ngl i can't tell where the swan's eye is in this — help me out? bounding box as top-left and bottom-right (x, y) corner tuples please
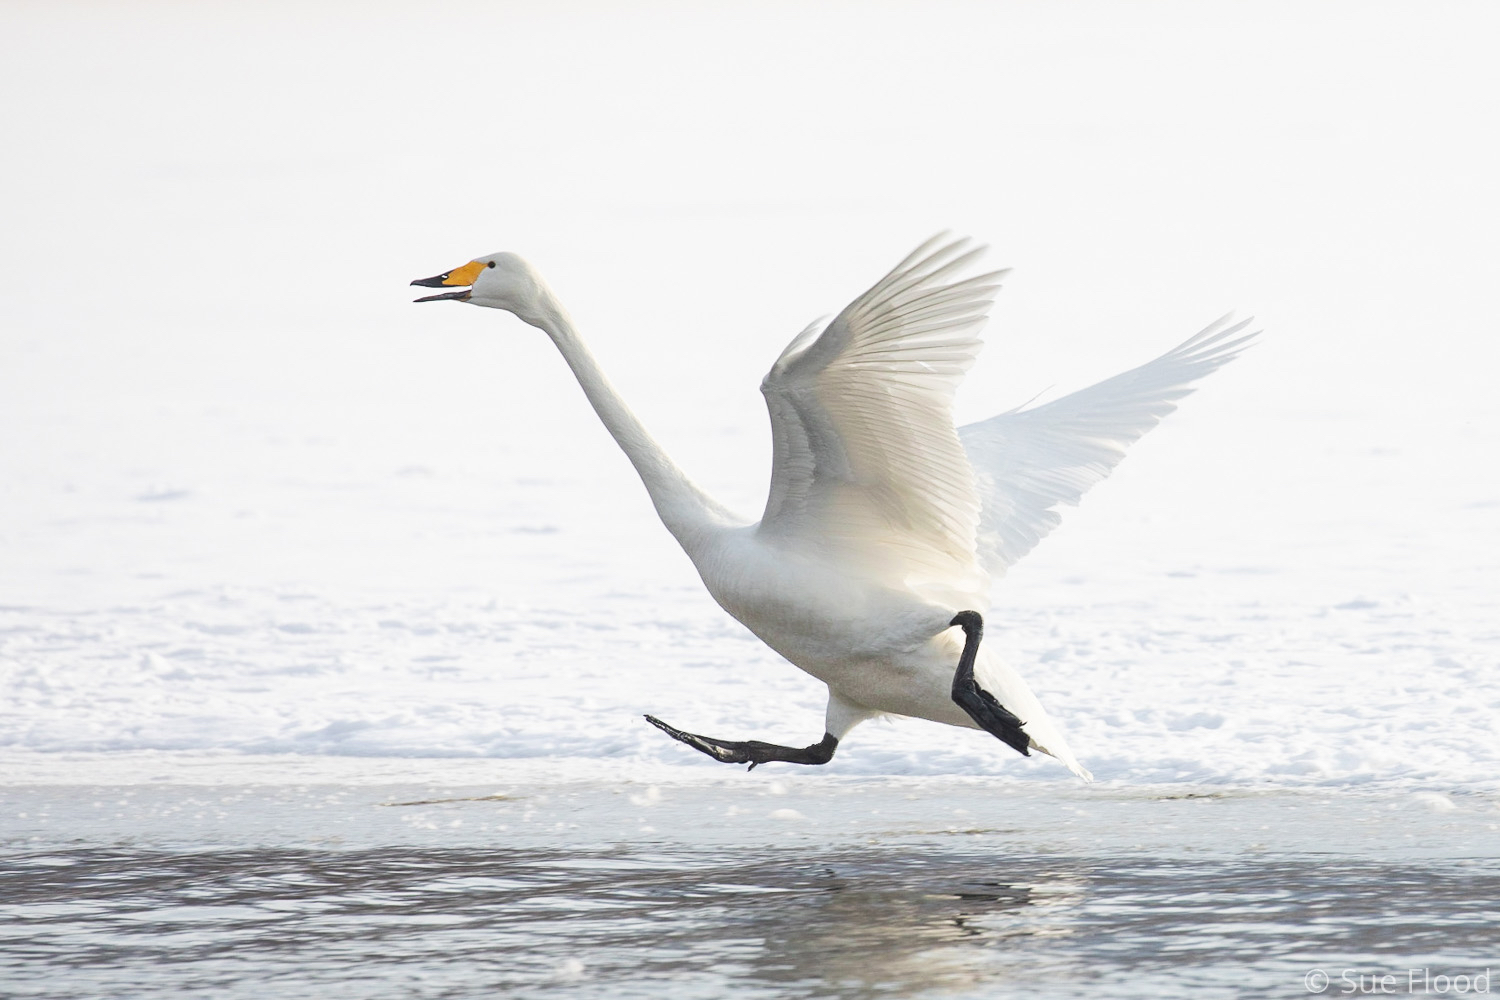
(487, 261), (496, 268)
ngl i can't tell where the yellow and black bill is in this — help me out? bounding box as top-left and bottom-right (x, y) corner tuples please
(411, 259), (485, 302)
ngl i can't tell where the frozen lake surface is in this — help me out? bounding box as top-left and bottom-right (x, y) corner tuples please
(4, 758), (1500, 999)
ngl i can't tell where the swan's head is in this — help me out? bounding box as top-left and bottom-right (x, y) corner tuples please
(411, 252), (548, 325)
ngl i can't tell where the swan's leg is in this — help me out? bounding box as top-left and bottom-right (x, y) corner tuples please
(949, 611), (1031, 757)
(643, 715), (837, 770)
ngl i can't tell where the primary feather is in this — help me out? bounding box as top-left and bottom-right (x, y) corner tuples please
(758, 235), (1008, 609)
(960, 314), (1258, 576)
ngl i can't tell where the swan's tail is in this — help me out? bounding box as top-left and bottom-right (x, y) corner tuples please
(976, 646), (1093, 782)
(1029, 733), (1093, 782)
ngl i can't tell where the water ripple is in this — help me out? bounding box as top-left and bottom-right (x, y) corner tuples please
(2, 848), (1497, 998)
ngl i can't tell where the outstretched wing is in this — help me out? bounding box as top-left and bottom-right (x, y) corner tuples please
(959, 314), (1258, 576)
(757, 235), (1006, 604)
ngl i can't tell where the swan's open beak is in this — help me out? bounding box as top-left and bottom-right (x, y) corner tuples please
(412, 259), (483, 302)
(412, 287), (471, 302)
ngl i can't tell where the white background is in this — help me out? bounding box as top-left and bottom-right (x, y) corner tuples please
(2, 1), (1496, 787)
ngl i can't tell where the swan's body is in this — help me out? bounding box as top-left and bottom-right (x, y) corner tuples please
(414, 237), (1254, 779)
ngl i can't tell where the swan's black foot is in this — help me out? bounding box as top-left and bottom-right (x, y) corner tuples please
(644, 715), (838, 770)
(949, 611), (1031, 757)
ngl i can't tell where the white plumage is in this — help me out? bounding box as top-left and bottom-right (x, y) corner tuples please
(961, 314), (1256, 574)
(413, 236), (1255, 780)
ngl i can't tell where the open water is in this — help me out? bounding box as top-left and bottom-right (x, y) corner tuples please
(4, 843), (1498, 999)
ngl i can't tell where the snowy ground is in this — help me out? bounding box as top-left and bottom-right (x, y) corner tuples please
(2, 2), (1499, 996)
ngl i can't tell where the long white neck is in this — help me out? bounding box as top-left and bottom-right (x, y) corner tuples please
(522, 291), (735, 551)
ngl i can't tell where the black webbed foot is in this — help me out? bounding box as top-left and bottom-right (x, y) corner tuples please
(644, 715), (838, 769)
(949, 611), (1031, 757)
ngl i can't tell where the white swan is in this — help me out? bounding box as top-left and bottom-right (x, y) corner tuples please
(413, 236), (1254, 779)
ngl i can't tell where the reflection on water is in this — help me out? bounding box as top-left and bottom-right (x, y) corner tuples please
(2, 846), (1497, 999)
